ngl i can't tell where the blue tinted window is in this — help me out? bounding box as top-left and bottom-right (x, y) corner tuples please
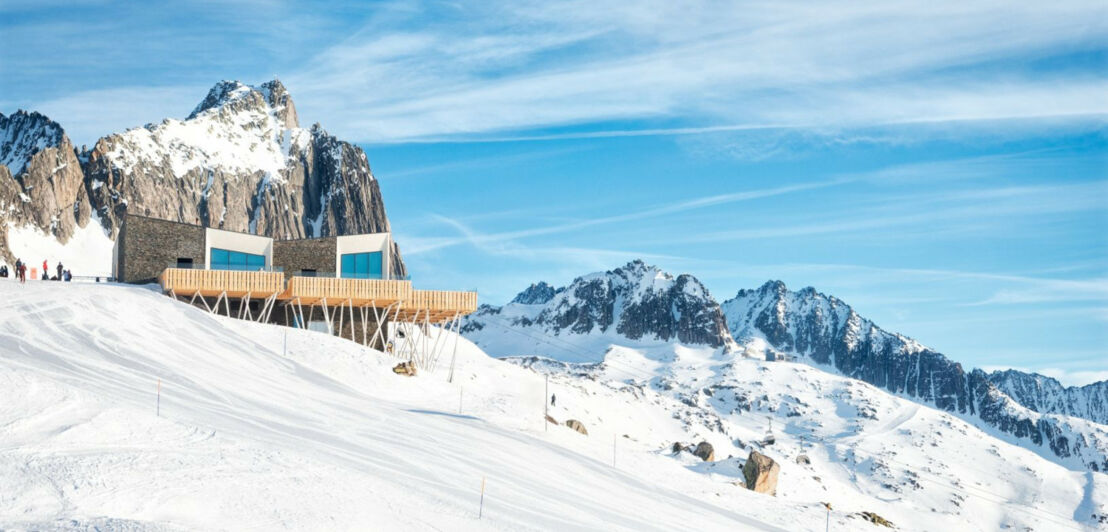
(340, 251), (384, 279)
(211, 248), (265, 271)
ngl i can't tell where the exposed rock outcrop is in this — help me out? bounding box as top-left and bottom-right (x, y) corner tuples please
(693, 441), (715, 462)
(0, 111), (92, 264)
(856, 511), (895, 528)
(742, 450), (780, 496)
(565, 419), (588, 435)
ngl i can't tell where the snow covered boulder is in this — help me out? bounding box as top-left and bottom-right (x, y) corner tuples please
(742, 451), (780, 496)
(693, 441), (715, 462)
(565, 419), (588, 435)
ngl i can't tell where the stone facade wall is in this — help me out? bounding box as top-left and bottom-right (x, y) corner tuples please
(118, 214), (205, 284)
(273, 237), (337, 280)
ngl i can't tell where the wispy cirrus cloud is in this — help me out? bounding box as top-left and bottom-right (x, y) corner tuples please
(283, 0), (1108, 144)
(401, 179), (846, 255)
(8, 0), (1106, 148)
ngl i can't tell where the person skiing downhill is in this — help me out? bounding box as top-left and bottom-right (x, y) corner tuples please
(551, 393), (556, 407)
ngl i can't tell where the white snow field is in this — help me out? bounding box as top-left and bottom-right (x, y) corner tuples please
(0, 281), (798, 531)
(1, 281), (1104, 531)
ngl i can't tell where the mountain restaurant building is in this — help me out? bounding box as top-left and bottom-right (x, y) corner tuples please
(112, 214), (477, 358)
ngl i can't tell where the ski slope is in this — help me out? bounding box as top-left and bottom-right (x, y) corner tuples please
(0, 281), (803, 531)
(1, 281), (1104, 530)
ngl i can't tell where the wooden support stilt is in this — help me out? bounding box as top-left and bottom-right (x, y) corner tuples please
(347, 299), (355, 342)
(447, 312), (462, 383)
(321, 298), (332, 335)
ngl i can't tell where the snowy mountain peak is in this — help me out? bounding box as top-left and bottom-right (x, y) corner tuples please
(0, 110), (68, 176)
(186, 79), (299, 129)
(511, 281), (559, 305)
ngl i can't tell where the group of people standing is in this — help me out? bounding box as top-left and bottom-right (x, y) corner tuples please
(1, 258), (72, 283)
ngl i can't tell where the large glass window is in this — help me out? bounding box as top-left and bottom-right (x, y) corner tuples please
(340, 251), (383, 279)
(210, 248), (266, 271)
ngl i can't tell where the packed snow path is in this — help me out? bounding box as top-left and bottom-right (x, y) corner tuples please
(0, 282), (785, 530)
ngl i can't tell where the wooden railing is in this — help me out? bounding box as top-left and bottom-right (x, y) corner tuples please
(160, 268), (285, 295)
(284, 276), (413, 303)
(402, 289), (479, 313)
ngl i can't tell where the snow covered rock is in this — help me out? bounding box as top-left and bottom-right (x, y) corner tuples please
(462, 260), (737, 359)
(742, 451), (780, 496)
(722, 280), (1108, 472)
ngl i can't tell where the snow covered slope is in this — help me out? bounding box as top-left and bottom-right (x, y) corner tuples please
(510, 344), (1108, 531)
(0, 280), (813, 531)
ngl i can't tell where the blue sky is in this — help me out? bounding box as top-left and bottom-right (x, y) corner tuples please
(2, 1), (1106, 384)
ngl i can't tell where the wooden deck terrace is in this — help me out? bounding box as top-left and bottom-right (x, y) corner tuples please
(160, 268), (285, 298)
(396, 289), (480, 323)
(159, 268), (478, 323)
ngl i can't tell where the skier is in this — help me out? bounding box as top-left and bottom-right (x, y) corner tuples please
(56, 262), (63, 281)
(0, 265), (7, 278)
(18, 262), (27, 283)
(551, 393), (556, 407)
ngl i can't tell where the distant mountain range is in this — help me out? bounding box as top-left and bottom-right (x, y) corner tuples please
(462, 260), (1108, 472)
(0, 79), (405, 274)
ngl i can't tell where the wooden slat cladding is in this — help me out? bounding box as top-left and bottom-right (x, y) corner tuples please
(160, 268), (285, 297)
(283, 277), (413, 306)
(396, 289), (479, 322)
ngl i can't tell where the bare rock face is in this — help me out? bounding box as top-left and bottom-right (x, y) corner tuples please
(0, 111), (92, 264)
(742, 450), (780, 496)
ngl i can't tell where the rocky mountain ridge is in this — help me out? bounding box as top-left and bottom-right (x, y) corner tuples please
(0, 79), (405, 275)
(461, 260), (737, 359)
(721, 280), (1108, 471)
(988, 369), (1108, 425)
